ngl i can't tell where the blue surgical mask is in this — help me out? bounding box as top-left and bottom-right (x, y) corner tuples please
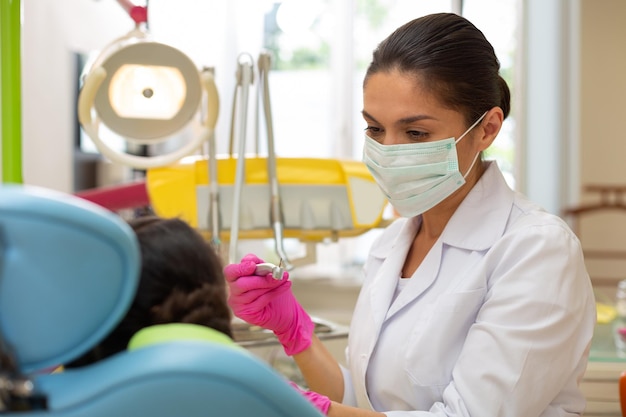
(363, 112), (487, 217)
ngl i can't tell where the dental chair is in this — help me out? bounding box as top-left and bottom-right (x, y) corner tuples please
(0, 184), (323, 416)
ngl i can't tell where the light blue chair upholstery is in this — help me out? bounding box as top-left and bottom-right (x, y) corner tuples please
(0, 184), (323, 416)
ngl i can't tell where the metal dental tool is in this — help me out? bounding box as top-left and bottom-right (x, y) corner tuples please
(228, 53), (254, 265)
(254, 259), (285, 280)
(257, 51), (293, 271)
(202, 67), (222, 253)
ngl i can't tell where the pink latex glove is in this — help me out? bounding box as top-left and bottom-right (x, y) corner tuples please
(224, 253), (314, 355)
(288, 381), (331, 415)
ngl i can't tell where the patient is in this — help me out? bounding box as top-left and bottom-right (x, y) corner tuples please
(66, 215), (233, 367)
(64, 214), (330, 414)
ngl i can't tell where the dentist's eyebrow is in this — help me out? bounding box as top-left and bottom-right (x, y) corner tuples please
(396, 114), (436, 126)
(361, 110), (436, 126)
(361, 110), (379, 123)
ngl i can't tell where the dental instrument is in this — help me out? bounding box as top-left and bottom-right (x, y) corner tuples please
(227, 53), (255, 265)
(254, 260), (285, 280)
(203, 67), (222, 252)
(257, 51), (293, 270)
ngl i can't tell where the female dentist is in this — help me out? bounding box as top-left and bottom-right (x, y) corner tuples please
(224, 12), (596, 417)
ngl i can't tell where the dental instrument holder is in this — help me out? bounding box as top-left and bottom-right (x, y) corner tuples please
(227, 52), (293, 269)
(144, 55), (389, 263)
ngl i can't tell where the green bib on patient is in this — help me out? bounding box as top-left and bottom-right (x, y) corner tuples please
(128, 323), (241, 351)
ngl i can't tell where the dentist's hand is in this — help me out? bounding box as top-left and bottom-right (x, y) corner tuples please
(224, 253), (314, 355)
(288, 381), (331, 415)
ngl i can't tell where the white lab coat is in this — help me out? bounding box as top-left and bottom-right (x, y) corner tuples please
(341, 162), (596, 417)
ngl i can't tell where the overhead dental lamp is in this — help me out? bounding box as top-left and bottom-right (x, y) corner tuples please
(78, 1), (218, 169)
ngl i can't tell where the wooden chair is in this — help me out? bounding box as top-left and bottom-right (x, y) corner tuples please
(561, 185), (626, 292)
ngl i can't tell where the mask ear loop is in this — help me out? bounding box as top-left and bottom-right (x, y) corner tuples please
(455, 111), (488, 145)
(454, 111), (488, 179)
(463, 151), (482, 179)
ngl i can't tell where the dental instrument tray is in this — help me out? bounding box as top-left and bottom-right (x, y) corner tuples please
(146, 155), (387, 242)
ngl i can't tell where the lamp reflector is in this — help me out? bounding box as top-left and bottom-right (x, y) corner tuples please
(109, 64), (186, 120)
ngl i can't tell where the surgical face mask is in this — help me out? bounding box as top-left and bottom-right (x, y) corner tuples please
(363, 112), (487, 218)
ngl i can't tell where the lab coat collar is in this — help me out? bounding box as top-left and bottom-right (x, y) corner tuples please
(366, 218), (420, 336)
(368, 217), (419, 260)
(441, 161), (514, 251)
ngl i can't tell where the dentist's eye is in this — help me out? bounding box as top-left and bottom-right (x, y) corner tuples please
(364, 126), (384, 140)
(365, 126), (382, 134)
(407, 130), (429, 141)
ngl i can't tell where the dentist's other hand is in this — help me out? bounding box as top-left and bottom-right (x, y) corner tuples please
(224, 253), (314, 355)
(288, 381), (331, 415)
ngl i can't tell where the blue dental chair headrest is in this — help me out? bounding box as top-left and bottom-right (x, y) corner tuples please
(0, 184), (140, 373)
(0, 184), (323, 416)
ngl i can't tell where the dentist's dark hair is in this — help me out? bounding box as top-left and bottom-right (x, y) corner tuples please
(364, 12), (510, 125)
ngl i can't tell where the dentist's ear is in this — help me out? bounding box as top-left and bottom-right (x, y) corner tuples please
(477, 107), (504, 151)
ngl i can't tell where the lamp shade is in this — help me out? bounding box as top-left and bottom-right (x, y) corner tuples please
(78, 28), (219, 170)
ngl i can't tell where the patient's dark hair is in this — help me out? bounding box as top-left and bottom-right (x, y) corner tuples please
(66, 216), (232, 367)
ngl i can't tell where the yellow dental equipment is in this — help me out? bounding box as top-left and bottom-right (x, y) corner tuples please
(146, 155), (387, 243)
